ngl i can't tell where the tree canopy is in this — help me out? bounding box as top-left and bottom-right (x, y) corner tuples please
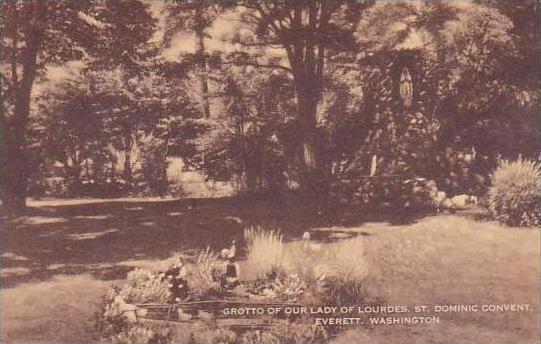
(2, 0), (539, 214)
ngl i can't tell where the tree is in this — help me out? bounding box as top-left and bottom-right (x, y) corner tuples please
(38, 77), (106, 184)
(2, 1), (48, 214)
(1, 0), (156, 214)
(94, 68), (159, 184)
(476, 0), (541, 158)
(186, 64), (295, 195)
(164, 1), (230, 118)
(234, 1), (371, 204)
(86, 1), (158, 182)
(36, 61), (201, 196)
(348, 1), (532, 194)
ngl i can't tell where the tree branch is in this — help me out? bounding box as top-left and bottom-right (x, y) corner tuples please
(7, 3), (20, 89)
(250, 3), (295, 63)
(221, 60), (293, 73)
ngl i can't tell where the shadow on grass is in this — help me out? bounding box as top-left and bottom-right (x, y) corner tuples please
(1, 196), (433, 287)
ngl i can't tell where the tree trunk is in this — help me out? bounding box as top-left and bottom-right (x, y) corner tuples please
(279, 2), (329, 208)
(291, 29), (327, 206)
(296, 88), (326, 206)
(110, 155), (116, 180)
(123, 133), (133, 183)
(2, 2), (47, 216)
(195, 24), (210, 118)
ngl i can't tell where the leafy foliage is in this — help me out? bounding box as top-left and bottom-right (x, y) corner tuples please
(3, 0), (539, 216)
(331, 175), (438, 214)
(95, 287), (131, 341)
(239, 331), (280, 344)
(247, 268), (306, 302)
(189, 247), (227, 297)
(119, 268), (173, 304)
(33, 63), (201, 197)
(270, 322), (328, 344)
(322, 1), (538, 201)
(97, 234), (371, 342)
(1, 0), (158, 212)
(488, 158), (541, 227)
(181, 65), (295, 195)
(116, 325), (169, 344)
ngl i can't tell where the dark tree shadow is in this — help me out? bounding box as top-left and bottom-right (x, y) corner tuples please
(1, 196), (434, 287)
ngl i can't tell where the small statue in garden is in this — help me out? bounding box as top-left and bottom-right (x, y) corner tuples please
(221, 240), (236, 260)
(221, 259), (241, 290)
(302, 231), (311, 248)
(400, 67), (413, 108)
(219, 240), (240, 289)
(301, 231), (322, 251)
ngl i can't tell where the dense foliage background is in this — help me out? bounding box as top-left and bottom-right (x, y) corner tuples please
(2, 0), (539, 217)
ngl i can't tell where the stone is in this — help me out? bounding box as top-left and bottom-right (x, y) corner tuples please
(113, 296), (138, 322)
(451, 194), (473, 209)
(442, 198), (454, 209)
(434, 191), (447, 204)
(178, 309), (192, 321)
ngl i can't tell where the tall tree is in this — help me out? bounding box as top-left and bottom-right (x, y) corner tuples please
(1, 0), (155, 214)
(2, 1), (75, 214)
(87, 1), (157, 182)
(185, 64), (294, 194)
(237, 1), (370, 203)
(164, 1), (229, 118)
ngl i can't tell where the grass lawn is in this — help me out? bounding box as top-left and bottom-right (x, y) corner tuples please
(1, 197), (539, 343)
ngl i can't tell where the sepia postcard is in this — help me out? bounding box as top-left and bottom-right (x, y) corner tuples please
(1, 1), (540, 343)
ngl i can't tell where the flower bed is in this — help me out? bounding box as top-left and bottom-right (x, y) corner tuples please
(96, 229), (370, 343)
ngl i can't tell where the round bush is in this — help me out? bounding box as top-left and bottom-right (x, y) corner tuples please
(488, 158), (541, 227)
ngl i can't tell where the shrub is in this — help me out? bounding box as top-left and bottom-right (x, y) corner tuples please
(488, 158), (541, 227)
(191, 328), (237, 344)
(189, 247), (227, 297)
(97, 286), (171, 343)
(119, 268), (172, 304)
(244, 227), (290, 278)
(271, 321), (328, 344)
(96, 287), (130, 340)
(240, 330), (280, 344)
(97, 313), (130, 342)
(236, 322), (327, 344)
(43, 177), (71, 197)
(165, 327), (237, 344)
(331, 175), (437, 213)
(248, 268), (306, 301)
(115, 325), (169, 344)
(316, 238), (369, 305)
(195, 247), (226, 281)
